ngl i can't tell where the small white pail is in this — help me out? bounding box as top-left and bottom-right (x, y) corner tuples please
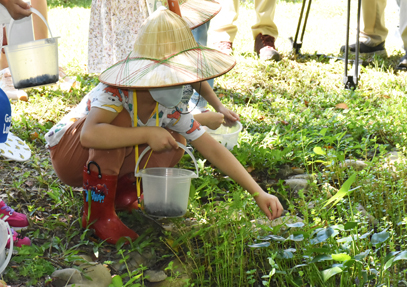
(205, 121), (242, 150)
(4, 8), (59, 89)
(135, 142), (199, 218)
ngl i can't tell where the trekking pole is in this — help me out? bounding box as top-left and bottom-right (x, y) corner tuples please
(292, 0), (312, 55)
(343, 0), (362, 90)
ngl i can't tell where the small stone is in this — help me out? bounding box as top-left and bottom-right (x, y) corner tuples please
(284, 178), (309, 192)
(145, 270), (167, 282)
(51, 269), (82, 287)
(291, 168), (305, 174)
(277, 164), (295, 178)
(288, 174), (314, 181)
(340, 159), (367, 171)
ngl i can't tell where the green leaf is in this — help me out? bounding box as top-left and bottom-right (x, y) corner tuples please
(393, 250), (407, 263)
(310, 227), (336, 244)
(248, 242), (270, 248)
(258, 235), (286, 241)
(111, 275), (123, 287)
(288, 234), (304, 242)
(331, 253), (351, 262)
(321, 267), (343, 282)
(323, 173), (357, 208)
(344, 222), (358, 230)
(313, 146), (326, 155)
(310, 254), (332, 263)
(354, 249), (370, 261)
(277, 248), (296, 259)
(370, 230), (390, 246)
(286, 222), (305, 228)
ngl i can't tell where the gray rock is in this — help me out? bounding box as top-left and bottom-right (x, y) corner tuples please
(340, 159), (367, 171)
(51, 263), (112, 287)
(145, 270), (167, 282)
(284, 178), (309, 192)
(291, 168), (305, 175)
(277, 164), (295, 178)
(320, 183), (338, 198)
(288, 174), (314, 181)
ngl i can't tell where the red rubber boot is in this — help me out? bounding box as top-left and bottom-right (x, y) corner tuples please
(115, 173), (143, 212)
(82, 162), (138, 244)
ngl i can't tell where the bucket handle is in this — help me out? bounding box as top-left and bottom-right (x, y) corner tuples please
(0, 221), (13, 275)
(7, 8), (54, 45)
(135, 142), (199, 178)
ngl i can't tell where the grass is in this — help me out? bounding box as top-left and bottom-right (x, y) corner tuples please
(2, 0), (407, 286)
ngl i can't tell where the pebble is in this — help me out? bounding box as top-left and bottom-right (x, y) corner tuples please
(145, 270), (167, 282)
(284, 178), (309, 192)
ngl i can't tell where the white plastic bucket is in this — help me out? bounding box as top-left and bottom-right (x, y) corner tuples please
(4, 8), (59, 89)
(205, 121), (242, 150)
(0, 220), (13, 275)
(135, 142), (199, 218)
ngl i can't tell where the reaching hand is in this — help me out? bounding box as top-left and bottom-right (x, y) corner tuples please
(216, 105), (240, 126)
(146, 127), (179, 152)
(1, 0), (32, 20)
(254, 191), (284, 220)
(195, 111), (225, 130)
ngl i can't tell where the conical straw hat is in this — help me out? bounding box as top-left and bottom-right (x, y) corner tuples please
(99, 7), (236, 89)
(179, 0), (221, 29)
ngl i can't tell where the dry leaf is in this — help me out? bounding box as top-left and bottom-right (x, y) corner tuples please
(324, 146), (334, 149)
(280, 120), (289, 125)
(219, 93), (225, 98)
(30, 132), (39, 141)
(335, 103), (349, 109)
(246, 166), (255, 173)
(258, 115), (265, 121)
(304, 100), (309, 107)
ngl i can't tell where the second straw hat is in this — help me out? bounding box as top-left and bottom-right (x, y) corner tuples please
(99, 7), (236, 89)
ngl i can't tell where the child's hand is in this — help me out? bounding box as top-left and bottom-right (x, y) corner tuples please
(146, 127), (179, 152)
(194, 111), (224, 130)
(216, 106), (240, 126)
(254, 191), (284, 220)
(2, 0), (32, 20)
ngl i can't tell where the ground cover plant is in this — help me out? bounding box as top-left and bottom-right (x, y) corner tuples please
(2, 0), (407, 286)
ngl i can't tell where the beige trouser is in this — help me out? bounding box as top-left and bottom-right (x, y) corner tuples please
(361, 0), (407, 49)
(210, 0), (278, 42)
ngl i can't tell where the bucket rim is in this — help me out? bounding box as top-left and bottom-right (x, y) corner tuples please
(138, 167), (198, 178)
(206, 121), (242, 136)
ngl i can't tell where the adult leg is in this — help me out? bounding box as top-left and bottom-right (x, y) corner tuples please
(340, 0), (388, 56)
(252, 0), (280, 61)
(397, 0), (407, 68)
(360, 0), (388, 45)
(209, 0), (239, 54)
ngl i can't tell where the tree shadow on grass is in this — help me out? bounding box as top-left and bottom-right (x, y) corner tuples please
(48, 0), (92, 9)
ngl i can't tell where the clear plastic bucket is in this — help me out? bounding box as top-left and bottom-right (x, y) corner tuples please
(135, 142), (199, 218)
(205, 121), (242, 150)
(0, 220), (13, 274)
(4, 8), (59, 89)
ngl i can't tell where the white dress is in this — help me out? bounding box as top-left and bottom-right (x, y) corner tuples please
(87, 0), (149, 73)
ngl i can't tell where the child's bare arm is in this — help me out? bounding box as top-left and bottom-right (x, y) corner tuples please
(193, 111), (224, 130)
(191, 81), (239, 125)
(80, 107), (178, 151)
(191, 133), (283, 220)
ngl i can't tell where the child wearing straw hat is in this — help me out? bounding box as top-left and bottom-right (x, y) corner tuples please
(46, 7), (283, 245)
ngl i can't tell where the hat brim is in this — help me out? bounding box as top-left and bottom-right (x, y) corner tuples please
(99, 47), (236, 89)
(180, 0), (221, 30)
(0, 132), (31, 162)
